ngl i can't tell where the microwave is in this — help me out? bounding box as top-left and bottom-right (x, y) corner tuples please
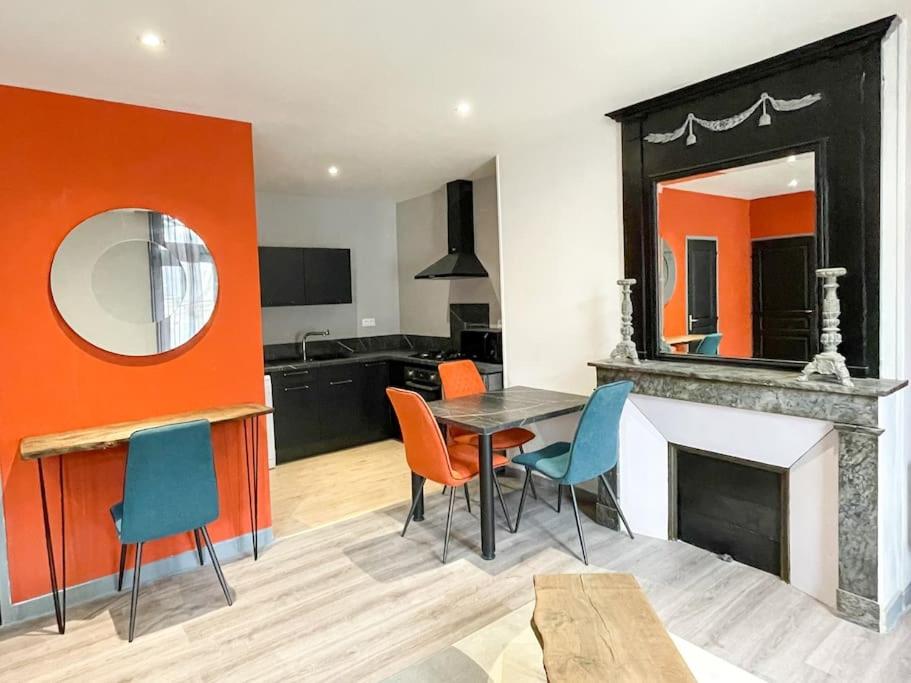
(460, 329), (502, 364)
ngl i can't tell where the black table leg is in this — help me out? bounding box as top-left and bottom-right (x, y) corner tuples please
(478, 433), (495, 560)
(243, 416), (261, 560)
(410, 472), (425, 521)
(37, 457), (66, 634)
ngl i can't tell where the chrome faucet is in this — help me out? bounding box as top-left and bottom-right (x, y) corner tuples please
(301, 329), (330, 361)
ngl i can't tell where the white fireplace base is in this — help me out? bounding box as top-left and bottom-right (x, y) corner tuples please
(619, 395), (838, 608)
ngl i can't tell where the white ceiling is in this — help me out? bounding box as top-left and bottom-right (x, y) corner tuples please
(0, 1), (899, 200)
(662, 152), (816, 199)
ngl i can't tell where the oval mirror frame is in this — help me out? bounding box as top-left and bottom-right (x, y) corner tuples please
(51, 208), (218, 357)
(660, 238), (677, 305)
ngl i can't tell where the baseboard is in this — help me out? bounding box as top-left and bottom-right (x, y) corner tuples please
(836, 588), (882, 631)
(0, 528), (272, 628)
(883, 580), (911, 632)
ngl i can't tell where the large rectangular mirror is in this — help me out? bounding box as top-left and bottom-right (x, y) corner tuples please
(656, 152), (818, 362)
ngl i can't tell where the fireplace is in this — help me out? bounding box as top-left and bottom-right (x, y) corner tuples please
(669, 445), (788, 579)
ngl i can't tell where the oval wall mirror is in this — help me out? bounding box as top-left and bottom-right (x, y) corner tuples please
(660, 238), (677, 304)
(51, 209), (218, 356)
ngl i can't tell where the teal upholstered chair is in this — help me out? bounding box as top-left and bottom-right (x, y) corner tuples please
(111, 420), (232, 642)
(695, 333), (722, 355)
(513, 381), (635, 564)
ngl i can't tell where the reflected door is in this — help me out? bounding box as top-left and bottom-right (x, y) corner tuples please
(751, 236), (817, 361)
(686, 238), (718, 334)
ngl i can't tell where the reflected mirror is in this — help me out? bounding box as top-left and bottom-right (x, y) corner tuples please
(656, 152), (817, 361)
(51, 209), (218, 356)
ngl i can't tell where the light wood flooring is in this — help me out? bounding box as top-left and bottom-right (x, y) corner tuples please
(269, 439), (443, 537)
(1, 477), (909, 681)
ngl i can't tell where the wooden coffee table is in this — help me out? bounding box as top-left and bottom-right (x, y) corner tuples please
(533, 573), (695, 682)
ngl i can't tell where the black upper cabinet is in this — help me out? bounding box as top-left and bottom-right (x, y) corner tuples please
(259, 247), (352, 307)
(303, 248), (353, 305)
(259, 247), (306, 306)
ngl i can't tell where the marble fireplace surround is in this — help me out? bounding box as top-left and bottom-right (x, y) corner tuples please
(590, 358), (907, 631)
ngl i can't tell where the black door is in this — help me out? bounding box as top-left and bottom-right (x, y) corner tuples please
(686, 239), (718, 334)
(272, 368), (322, 463)
(752, 236), (817, 361)
(303, 248), (352, 305)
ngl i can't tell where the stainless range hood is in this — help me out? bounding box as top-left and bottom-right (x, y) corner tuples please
(415, 180), (489, 279)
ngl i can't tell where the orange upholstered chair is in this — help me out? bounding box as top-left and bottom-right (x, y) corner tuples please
(438, 360), (538, 498)
(438, 360), (535, 451)
(387, 387), (514, 562)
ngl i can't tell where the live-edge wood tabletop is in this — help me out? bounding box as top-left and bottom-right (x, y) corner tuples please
(19, 403), (272, 460)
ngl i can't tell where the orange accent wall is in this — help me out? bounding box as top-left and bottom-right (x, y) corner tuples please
(658, 189), (753, 357)
(750, 191), (816, 239)
(0, 85), (267, 602)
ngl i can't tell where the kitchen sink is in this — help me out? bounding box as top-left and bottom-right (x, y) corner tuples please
(301, 352), (353, 362)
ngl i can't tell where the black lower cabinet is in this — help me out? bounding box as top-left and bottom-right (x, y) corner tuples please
(362, 361), (392, 440)
(271, 359), (396, 462)
(319, 364), (367, 452)
(273, 367), (322, 464)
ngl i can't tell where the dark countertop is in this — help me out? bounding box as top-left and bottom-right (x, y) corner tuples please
(427, 386), (588, 435)
(264, 350), (503, 376)
(589, 358), (907, 398)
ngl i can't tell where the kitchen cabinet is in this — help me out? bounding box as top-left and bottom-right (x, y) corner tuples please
(319, 363), (366, 452)
(271, 359), (396, 462)
(272, 367), (322, 463)
(258, 247), (352, 307)
(303, 248), (352, 305)
(361, 360), (392, 441)
(259, 247), (306, 307)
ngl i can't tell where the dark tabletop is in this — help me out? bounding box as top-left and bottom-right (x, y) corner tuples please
(427, 386), (588, 435)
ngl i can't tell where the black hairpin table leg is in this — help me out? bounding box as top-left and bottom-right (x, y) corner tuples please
(37, 457), (66, 634)
(243, 416), (261, 560)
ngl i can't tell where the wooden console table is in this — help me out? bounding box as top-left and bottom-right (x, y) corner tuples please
(19, 402), (272, 634)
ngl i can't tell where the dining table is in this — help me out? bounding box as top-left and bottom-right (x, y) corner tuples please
(426, 386), (588, 560)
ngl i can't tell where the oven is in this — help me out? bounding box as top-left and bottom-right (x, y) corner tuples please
(402, 365), (441, 401)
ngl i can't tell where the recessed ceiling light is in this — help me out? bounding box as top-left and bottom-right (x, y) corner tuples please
(139, 32), (164, 48)
(787, 154), (797, 163)
(455, 101), (472, 116)
(328, 165), (340, 177)
(788, 179), (799, 188)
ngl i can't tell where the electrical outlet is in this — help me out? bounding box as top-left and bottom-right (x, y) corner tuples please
(361, 318), (376, 328)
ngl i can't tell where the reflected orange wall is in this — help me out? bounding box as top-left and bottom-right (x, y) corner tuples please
(0, 85), (267, 602)
(659, 189), (752, 357)
(659, 189), (816, 358)
(750, 191), (816, 239)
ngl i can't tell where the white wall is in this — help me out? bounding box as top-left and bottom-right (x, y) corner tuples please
(495, 25), (911, 617)
(396, 173), (502, 336)
(497, 118), (623, 395)
(878, 17), (911, 624)
(256, 192), (400, 343)
(396, 188), (449, 336)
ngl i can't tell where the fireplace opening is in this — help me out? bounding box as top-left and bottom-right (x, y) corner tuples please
(670, 446), (788, 579)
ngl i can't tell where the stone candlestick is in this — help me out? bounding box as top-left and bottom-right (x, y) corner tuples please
(610, 278), (641, 365)
(798, 267), (853, 387)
